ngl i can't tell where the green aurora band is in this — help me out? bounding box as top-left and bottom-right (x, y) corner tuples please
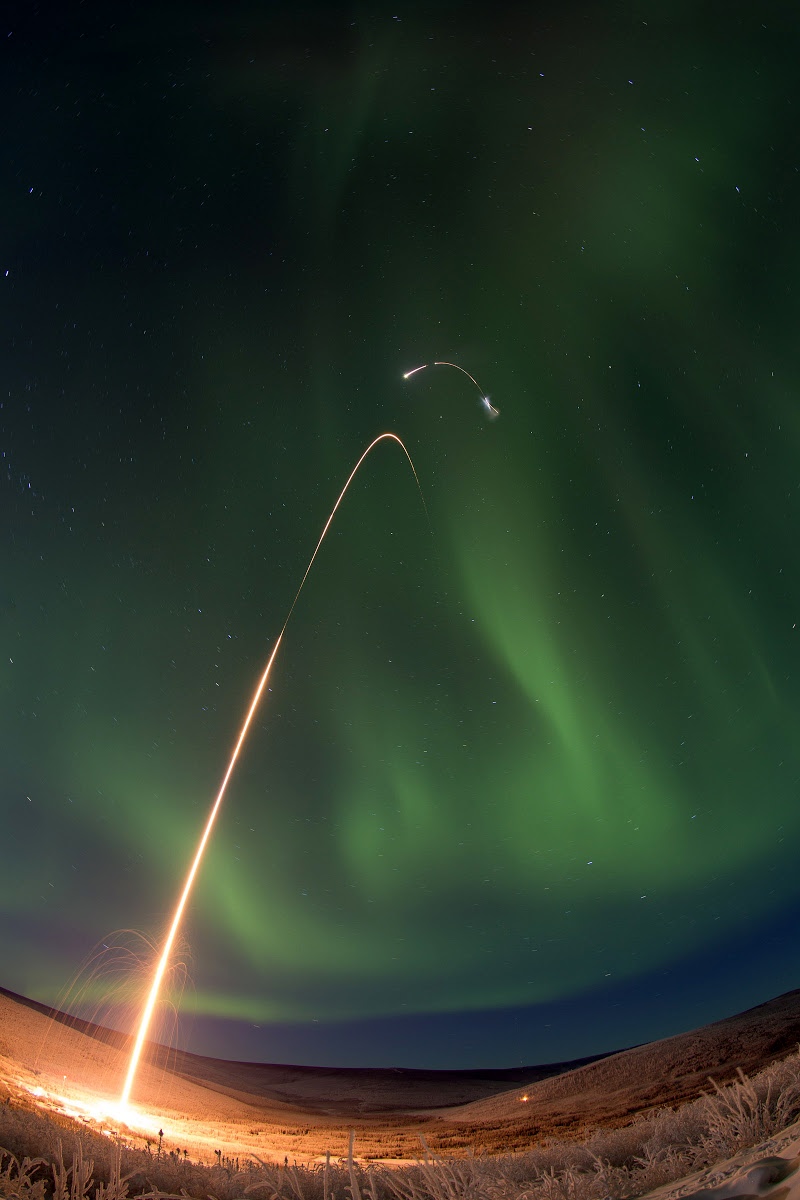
(3, 5), (800, 1066)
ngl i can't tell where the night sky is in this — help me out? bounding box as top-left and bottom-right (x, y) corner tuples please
(4, 2), (800, 1071)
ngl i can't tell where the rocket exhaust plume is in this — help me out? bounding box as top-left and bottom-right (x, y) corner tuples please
(120, 432), (426, 1109)
(403, 360), (499, 419)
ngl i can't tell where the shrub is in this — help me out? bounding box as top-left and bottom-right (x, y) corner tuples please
(3, 1048), (800, 1200)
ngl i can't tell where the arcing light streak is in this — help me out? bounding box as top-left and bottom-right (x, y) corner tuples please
(120, 432), (426, 1109)
(403, 360), (499, 419)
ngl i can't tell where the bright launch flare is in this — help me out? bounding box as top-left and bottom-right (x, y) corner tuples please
(120, 432), (425, 1108)
(403, 360), (499, 419)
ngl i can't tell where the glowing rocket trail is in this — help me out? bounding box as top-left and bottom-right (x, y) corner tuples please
(403, 360), (499, 419)
(120, 432), (426, 1110)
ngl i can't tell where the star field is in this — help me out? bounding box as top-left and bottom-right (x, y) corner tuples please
(2, 2), (800, 1069)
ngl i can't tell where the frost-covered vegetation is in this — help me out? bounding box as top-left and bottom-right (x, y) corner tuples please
(2, 1050), (800, 1200)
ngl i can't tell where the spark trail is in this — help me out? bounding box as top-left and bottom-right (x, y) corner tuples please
(403, 360), (499, 419)
(120, 432), (426, 1110)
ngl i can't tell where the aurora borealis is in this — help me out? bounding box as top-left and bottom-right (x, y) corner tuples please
(3, 3), (800, 1070)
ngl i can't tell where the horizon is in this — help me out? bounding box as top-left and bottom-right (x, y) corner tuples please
(4, 2), (800, 1071)
(7, 978), (800, 1076)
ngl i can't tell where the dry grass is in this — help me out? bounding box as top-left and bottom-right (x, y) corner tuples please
(3, 1048), (800, 1200)
(7, 986), (800, 1165)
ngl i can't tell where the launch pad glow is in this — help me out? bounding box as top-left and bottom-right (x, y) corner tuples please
(119, 433), (425, 1107)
